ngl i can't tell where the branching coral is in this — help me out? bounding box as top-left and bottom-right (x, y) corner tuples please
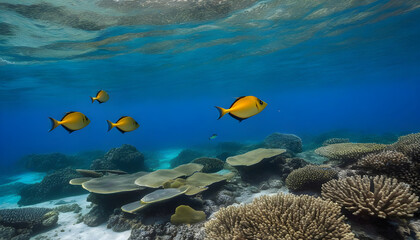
(357, 151), (411, 172)
(314, 143), (387, 165)
(322, 138), (350, 146)
(322, 175), (420, 219)
(285, 165), (337, 191)
(205, 193), (356, 240)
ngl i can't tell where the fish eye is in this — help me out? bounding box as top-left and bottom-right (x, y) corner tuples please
(259, 99), (263, 105)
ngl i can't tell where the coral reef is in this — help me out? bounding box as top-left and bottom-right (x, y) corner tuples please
(18, 168), (85, 206)
(191, 157), (224, 173)
(81, 171), (147, 194)
(285, 165), (338, 191)
(357, 151), (411, 172)
(322, 175), (420, 219)
(54, 203), (81, 213)
(226, 148), (286, 166)
(19, 153), (76, 172)
(170, 205), (206, 225)
(90, 144), (146, 173)
(0, 208), (58, 240)
(263, 132), (303, 153)
(205, 193), (356, 240)
(323, 138), (350, 146)
(390, 133), (420, 161)
(315, 143), (387, 165)
(128, 222), (205, 240)
(170, 149), (203, 168)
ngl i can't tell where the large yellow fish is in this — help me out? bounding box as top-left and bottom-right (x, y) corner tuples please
(91, 90), (109, 103)
(49, 112), (90, 133)
(215, 96), (267, 122)
(107, 116), (139, 134)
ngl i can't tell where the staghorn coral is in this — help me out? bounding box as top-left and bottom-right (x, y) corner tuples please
(391, 133), (420, 161)
(357, 150), (411, 172)
(322, 138), (350, 146)
(285, 165), (337, 191)
(205, 193), (356, 240)
(322, 175), (420, 219)
(314, 143), (387, 165)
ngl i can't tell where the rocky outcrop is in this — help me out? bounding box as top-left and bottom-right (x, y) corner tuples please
(264, 133), (303, 153)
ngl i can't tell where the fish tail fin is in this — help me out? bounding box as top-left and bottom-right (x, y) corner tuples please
(215, 106), (228, 120)
(90, 96), (95, 103)
(48, 117), (60, 132)
(106, 120), (115, 132)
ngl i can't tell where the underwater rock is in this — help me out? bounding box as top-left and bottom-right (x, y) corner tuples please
(214, 190), (237, 207)
(90, 144), (146, 173)
(322, 175), (420, 219)
(263, 132), (303, 153)
(191, 157), (224, 173)
(170, 149), (203, 168)
(19, 153), (77, 172)
(107, 209), (135, 232)
(205, 193), (356, 240)
(128, 222), (206, 240)
(18, 168), (85, 206)
(54, 203), (81, 213)
(83, 205), (109, 227)
(285, 165), (338, 192)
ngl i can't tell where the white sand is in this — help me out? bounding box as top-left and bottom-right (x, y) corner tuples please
(156, 148), (183, 169)
(235, 187), (289, 204)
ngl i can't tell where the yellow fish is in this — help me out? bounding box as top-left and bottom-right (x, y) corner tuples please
(49, 112), (90, 133)
(215, 96), (267, 122)
(91, 90), (109, 103)
(107, 116), (139, 134)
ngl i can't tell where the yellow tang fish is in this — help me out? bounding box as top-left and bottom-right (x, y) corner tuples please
(49, 112), (90, 133)
(91, 90), (109, 103)
(107, 116), (139, 134)
(215, 96), (267, 122)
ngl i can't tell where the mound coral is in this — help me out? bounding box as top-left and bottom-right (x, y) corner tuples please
(191, 157), (224, 173)
(285, 165), (337, 191)
(314, 143), (387, 165)
(357, 151), (411, 172)
(0, 208), (58, 228)
(263, 133), (303, 153)
(170, 205), (206, 225)
(226, 148), (286, 166)
(322, 175), (420, 219)
(90, 144), (146, 173)
(322, 138), (350, 146)
(205, 193), (356, 240)
(391, 133), (420, 161)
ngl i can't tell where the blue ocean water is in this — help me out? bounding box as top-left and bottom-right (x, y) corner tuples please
(0, 0), (419, 171)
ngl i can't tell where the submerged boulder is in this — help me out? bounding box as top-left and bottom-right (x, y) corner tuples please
(170, 149), (203, 168)
(264, 133), (303, 153)
(19, 153), (77, 172)
(90, 144), (146, 173)
(18, 168), (85, 206)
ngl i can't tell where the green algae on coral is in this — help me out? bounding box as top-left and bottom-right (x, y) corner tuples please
(226, 148), (286, 166)
(170, 205), (206, 225)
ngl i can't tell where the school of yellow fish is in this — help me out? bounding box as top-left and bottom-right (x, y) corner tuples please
(49, 91), (267, 134)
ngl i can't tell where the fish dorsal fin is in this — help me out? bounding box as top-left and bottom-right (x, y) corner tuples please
(116, 116), (129, 123)
(96, 90), (103, 97)
(230, 96), (246, 108)
(229, 113), (247, 122)
(61, 111), (76, 121)
(61, 124), (75, 134)
(116, 127), (126, 134)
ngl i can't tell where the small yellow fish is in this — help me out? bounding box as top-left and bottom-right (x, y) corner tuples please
(107, 116), (139, 134)
(91, 90), (109, 103)
(209, 134), (218, 140)
(215, 96), (267, 122)
(49, 112), (90, 133)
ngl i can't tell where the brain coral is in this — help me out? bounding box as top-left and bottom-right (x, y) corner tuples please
(285, 165), (338, 191)
(322, 175), (420, 219)
(357, 150), (411, 172)
(205, 193), (356, 240)
(314, 143), (387, 165)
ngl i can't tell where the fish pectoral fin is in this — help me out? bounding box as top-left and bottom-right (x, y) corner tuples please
(229, 113), (247, 122)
